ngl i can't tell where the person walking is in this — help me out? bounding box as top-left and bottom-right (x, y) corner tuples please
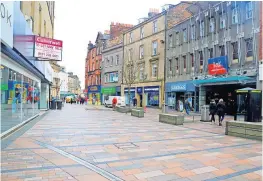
(70, 98), (73, 104)
(184, 99), (190, 115)
(209, 99), (217, 123)
(217, 99), (226, 126)
(112, 97), (117, 111)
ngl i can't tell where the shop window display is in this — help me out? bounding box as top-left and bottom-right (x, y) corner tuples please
(145, 92), (159, 107)
(0, 64), (41, 133)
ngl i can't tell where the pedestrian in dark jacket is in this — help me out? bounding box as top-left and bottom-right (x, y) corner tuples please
(217, 99), (226, 126)
(209, 99), (217, 123)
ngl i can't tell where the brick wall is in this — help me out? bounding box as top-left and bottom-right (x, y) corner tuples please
(110, 22), (133, 39)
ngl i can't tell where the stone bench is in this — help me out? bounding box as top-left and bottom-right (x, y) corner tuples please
(131, 109), (144, 118)
(159, 113), (184, 125)
(116, 106), (131, 113)
(225, 121), (262, 141)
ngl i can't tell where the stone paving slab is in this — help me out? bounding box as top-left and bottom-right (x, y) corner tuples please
(1, 104), (262, 181)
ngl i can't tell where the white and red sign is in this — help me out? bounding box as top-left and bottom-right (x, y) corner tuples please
(34, 36), (63, 61)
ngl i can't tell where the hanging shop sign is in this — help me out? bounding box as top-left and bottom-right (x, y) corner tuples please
(208, 56), (228, 75)
(34, 36), (63, 61)
(137, 87), (143, 94)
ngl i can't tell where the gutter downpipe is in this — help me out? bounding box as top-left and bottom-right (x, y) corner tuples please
(163, 10), (168, 113)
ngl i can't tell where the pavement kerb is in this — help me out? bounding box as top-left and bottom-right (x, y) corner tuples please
(1, 110), (49, 140)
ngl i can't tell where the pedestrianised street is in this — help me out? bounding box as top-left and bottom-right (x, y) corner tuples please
(1, 104), (262, 181)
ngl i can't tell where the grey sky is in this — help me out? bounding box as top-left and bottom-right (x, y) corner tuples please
(54, 0), (176, 90)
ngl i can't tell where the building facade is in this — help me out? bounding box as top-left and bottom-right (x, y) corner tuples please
(165, 1), (261, 114)
(100, 22), (133, 103)
(85, 32), (110, 105)
(122, 9), (166, 108)
(68, 72), (81, 95)
(59, 66), (69, 98)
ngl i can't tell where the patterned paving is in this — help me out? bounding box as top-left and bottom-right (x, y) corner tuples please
(1, 104), (262, 181)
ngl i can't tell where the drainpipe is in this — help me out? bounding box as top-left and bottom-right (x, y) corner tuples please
(162, 10), (168, 113)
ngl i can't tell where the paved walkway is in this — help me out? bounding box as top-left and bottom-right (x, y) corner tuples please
(1, 104), (262, 181)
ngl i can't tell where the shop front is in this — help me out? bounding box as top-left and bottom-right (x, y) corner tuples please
(101, 86), (116, 103)
(165, 81), (196, 111)
(124, 87), (135, 105)
(143, 86), (160, 107)
(88, 85), (101, 105)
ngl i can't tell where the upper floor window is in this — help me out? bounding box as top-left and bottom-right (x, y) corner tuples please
(168, 59), (172, 71)
(106, 57), (110, 65)
(191, 25), (196, 40)
(220, 16), (226, 29)
(139, 66), (144, 80)
(245, 2), (252, 20)
(183, 56), (186, 69)
(116, 55), (119, 65)
(176, 32), (180, 45)
(232, 42), (239, 61)
(153, 20), (157, 33)
(152, 41), (158, 56)
(209, 18), (215, 33)
(220, 45), (225, 56)
(140, 27), (144, 39)
(209, 48), (213, 58)
(176, 58), (179, 70)
(92, 62), (95, 70)
(139, 45), (144, 59)
(183, 29), (187, 42)
(151, 63), (158, 78)
(199, 51), (203, 66)
(129, 32), (133, 43)
(128, 49), (133, 61)
(246, 38), (253, 57)
(169, 34), (173, 48)
(200, 21), (205, 37)
(110, 56), (113, 66)
(191, 54), (194, 68)
(232, 7), (239, 24)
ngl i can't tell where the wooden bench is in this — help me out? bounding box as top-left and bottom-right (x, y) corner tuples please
(225, 121), (262, 141)
(159, 113), (184, 125)
(131, 109), (144, 118)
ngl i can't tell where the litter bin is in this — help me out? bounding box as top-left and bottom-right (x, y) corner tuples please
(162, 103), (168, 113)
(200, 105), (210, 122)
(50, 100), (56, 110)
(56, 100), (63, 110)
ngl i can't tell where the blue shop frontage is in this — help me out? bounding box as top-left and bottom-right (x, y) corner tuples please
(165, 81), (198, 111)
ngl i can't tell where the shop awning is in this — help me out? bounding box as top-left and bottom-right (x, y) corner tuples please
(193, 76), (255, 85)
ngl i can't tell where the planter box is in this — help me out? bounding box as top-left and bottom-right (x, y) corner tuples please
(159, 114), (184, 125)
(225, 121), (262, 141)
(116, 106), (131, 113)
(131, 109), (144, 118)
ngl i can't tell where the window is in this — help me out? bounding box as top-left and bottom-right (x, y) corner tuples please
(176, 32), (180, 45)
(201, 21), (205, 36)
(191, 25), (196, 40)
(183, 29), (187, 42)
(139, 66), (144, 80)
(220, 45), (225, 56)
(169, 59), (172, 71)
(209, 48), (213, 58)
(110, 56), (113, 66)
(232, 7), (239, 24)
(209, 18), (215, 33)
(220, 16), (226, 29)
(183, 56), (186, 69)
(153, 20), (157, 33)
(152, 63), (158, 77)
(152, 41), (157, 56)
(245, 2), (252, 20)
(129, 49), (132, 61)
(116, 55), (119, 65)
(106, 58), (110, 66)
(139, 45), (144, 59)
(232, 42), (239, 61)
(140, 27), (144, 39)
(246, 38), (253, 57)
(169, 34), (173, 48)
(95, 76), (98, 85)
(104, 74), (108, 83)
(44, 20), (46, 37)
(199, 51), (203, 66)
(191, 54), (194, 68)
(26, 16), (34, 31)
(176, 58), (179, 70)
(129, 32), (133, 43)
(92, 62), (95, 70)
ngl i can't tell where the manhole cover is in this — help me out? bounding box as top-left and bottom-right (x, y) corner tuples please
(114, 142), (138, 149)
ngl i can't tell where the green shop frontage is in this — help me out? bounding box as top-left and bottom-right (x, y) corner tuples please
(101, 86), (121, 103)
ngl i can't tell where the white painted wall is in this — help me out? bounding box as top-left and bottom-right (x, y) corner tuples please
(59, 71), (68, 92)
